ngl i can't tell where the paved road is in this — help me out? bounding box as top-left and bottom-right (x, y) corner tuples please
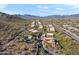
(53, 24), (79, 42)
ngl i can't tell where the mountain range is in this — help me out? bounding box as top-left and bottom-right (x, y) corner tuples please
(16, 14), (79, 20)
(0, 12), (79, 20)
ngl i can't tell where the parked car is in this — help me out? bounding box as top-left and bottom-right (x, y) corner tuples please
(24, 35), (32, 43)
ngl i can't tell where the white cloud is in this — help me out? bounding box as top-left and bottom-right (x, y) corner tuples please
(44, 6), (48, 9)
(67, 4), (79, 9)
(37, 6), (48, 9)
(55, 8), (63, 10)
(72, 5), (79, 9)
(0, 4), (8, 10)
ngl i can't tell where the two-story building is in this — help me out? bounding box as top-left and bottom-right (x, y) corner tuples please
(42, 33), (55, 49)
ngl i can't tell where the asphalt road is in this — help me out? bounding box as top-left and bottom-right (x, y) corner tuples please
(53, 24), (79, 43)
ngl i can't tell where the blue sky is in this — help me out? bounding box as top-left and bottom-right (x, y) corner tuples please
(0, 4), (79, 16)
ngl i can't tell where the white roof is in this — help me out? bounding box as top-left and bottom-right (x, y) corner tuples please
(42, 33), (54, 37)
(39, 26), (43, 28)
(47, 33), (54, 36)
(28, 35), (32, 39)
(38, 22), (41, 25)
(32, 21), (35, 24)
(44, 37), (53, 40)
(29, 29), (39, 33)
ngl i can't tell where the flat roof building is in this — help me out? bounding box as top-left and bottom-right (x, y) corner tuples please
(47, 25), (55, 32)
(29, 29), (39, 33)
(42, 33), (55, 49)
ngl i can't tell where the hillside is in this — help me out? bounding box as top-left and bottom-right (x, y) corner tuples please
(0, 12), (26, 22)
(43, 14), (79, 20)
(16, 14), (42, 20)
